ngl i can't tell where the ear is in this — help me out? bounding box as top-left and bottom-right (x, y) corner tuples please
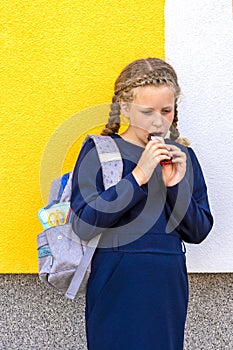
(120, 102), (131, 118)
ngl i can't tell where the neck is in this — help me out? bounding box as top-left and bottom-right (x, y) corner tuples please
(120, 128), (146, 147)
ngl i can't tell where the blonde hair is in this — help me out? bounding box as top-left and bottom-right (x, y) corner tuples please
(101, 58), (189, 146)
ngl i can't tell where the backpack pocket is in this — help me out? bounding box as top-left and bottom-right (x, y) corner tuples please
(37, 224), (90, 293)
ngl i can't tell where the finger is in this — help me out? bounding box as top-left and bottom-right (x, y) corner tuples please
(167, 144), (181, 152)
(170, 157), (185, 164)
(146, 141), (166, 151)
(150, 144), (170, 155)
(153, 149), (171, 160)
(170, 150), (186, 160)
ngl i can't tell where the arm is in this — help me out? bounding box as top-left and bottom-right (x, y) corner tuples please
(165, 147), (213, 243)
(70, 139), (147, 240)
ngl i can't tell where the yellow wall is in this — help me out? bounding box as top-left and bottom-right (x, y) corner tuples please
(0, 0), (165, 272)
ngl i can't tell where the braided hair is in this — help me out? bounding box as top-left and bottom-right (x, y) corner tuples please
(101, 58), (189, 146)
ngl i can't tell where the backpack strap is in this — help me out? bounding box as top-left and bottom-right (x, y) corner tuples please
(60, 135), (123, 202)
(65, 234), (101, 300)
(65, 135), (123, 300)
(89, 135), (123, 190)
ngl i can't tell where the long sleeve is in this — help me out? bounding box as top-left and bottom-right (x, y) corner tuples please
(70, 138), (147, 241)
(165, 147), (213, 243)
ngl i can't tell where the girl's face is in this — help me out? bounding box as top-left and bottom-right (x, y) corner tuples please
(122, 85), (175, 147)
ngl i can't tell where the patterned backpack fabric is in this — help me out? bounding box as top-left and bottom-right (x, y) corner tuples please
(37, 135), (123, 300)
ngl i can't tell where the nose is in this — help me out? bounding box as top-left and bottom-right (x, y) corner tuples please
(152, 113), (163, 128)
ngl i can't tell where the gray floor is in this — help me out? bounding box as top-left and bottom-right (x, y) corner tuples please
(0, 274), (232, 349)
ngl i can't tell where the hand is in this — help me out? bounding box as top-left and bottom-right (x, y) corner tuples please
(132, 140), (171, 185)
(161, 144), (187, 187)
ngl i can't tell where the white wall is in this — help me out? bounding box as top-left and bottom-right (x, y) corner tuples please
(165, 0), (233, 272)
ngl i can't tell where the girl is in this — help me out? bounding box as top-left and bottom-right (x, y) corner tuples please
(71, 58), (213, 350)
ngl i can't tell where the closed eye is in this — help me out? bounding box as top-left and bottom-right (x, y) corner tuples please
(139, 109), (154, 115)
(162, 109), (172, 114)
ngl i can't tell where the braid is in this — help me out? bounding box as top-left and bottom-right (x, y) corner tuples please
(169, 102), (180, 141)
(101, 95), (121, 136)
(169, 102), (190, 146)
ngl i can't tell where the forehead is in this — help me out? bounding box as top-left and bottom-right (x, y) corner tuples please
(132, 85), (175, 106)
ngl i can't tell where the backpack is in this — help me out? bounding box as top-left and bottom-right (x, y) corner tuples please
(37, 135), (123, 300)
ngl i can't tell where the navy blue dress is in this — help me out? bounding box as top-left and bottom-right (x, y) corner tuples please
(71, 134), (213, 350)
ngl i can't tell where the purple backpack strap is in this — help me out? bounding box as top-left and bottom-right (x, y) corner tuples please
(65, 135), (123, 300)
